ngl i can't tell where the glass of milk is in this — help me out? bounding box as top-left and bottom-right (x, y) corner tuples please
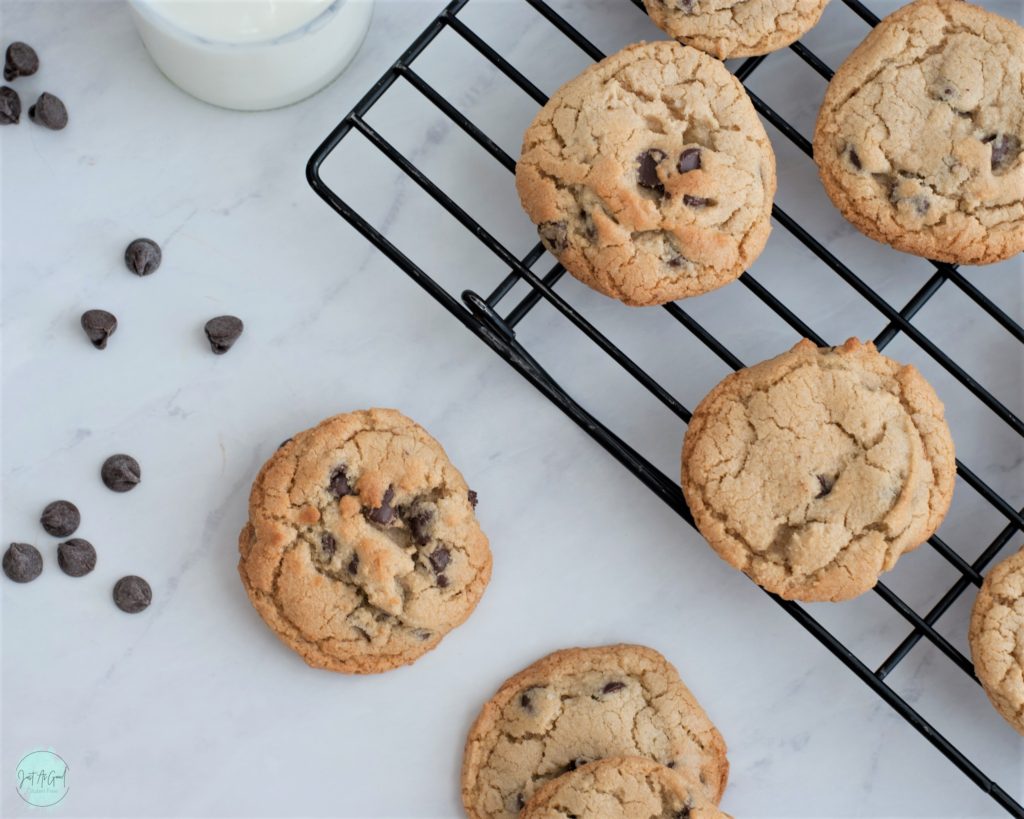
(128, 0), (372, 111)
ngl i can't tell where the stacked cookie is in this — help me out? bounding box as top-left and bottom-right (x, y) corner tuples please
(461, 645), (731, 818)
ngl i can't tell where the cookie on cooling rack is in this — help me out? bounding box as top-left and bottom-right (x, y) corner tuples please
(813, 0), (1024, 265)
(516, 40), (776, 306)
(969, 545), (1024, 735)
(238, 408), (491, 673)
(642, 0), (829, 59)
(681, 338), (956, 602)
(521, 756), (733, 819)
(461, 644), (728, 819)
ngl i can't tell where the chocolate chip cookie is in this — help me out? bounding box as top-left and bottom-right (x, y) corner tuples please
(681, 338), (956, 602)
(813, 0), (1024, 265)
(643, 0), (829, 59)
(461, 645), (728, 818)
(522, 756), (731, 819)
(969, 545), (1024, 735)
(238, 409), (491, 674)
(516, 41), (776, 306)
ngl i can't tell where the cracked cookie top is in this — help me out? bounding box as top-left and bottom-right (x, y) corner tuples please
(461, 645), (728, 819)
(681, 338), (955, 602)
(969, 545), (1024, 735)
(813, 0), (1024, 265)
(237, 408), (491, 674)
(515, 41), (776, 307)
(522, 756), (732, 819)
(643, 0), (830, 59)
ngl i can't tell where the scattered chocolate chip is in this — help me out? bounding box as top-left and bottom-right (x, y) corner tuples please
(666, 760), (677, 769)
(0, 85), (20, 124)
(468, 489), (478, 508)
(354, 626), (371, 641)
(683, 194), (711, 207)
(910, 195), (930, 215)
(4, 42), (39, 81)
(538, 221), (568, 253)
(678, 0), (695, 10)
(987, 134), (1021, 173)
(40, 500), (80, 537)
(28, 92), (67, 130)
(676, 809), (692, 819)
(329, 466), (353, 498)
(405, 508), (433, 545)
(677, 147), (701, 173)
(520, 692), (532, 710)
(80, 309), (117, 349)
(412, 628), (433, 641)
(366, 486), (395, 525)
(3, 543), (42, 583)
(101, 453), (141, 492)
(567, 757), (590, 771)
(113, 575), (151, 613)
(321, 532), (336, 559)
(636, 149), (666, 192)
(667, 255), (686, 268)
(278, 438), (292, 449)
(57, 538), (96, 577)
(436, 573), (449, 589)
(816, 474), (834, 498)
(124, 238), (161, 276)
(602, 681), (626, 694)
(347, 553), (359, 575)
(848, 147), (861, 170)
(429, 546), (450, 574)
(204, 315), (244, 354)
(515, 793), (526, 811)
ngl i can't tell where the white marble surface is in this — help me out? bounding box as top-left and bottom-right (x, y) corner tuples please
(2, 0), (1022, 817)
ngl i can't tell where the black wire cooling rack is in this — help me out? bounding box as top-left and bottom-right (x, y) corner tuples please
(308, 0), (1024, 813)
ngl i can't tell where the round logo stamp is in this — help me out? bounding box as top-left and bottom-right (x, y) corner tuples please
(15, 750), (68, 807)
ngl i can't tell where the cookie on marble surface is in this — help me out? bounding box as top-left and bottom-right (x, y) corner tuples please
(461, 644), (728, 819)
(238, 408), (491, 674)
(522, 756), (732, 819)
(515, 41), (776, 306)
(643, 0), (829, 59)
(813, 0), (1024, 265)
(681, 338), (955, 602)
(969, 545), (1024, 734)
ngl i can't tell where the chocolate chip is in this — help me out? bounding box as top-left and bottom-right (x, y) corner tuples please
(429, 546), (450, 574)
(101, 453), (141, 492)
(666, 760), (677, 769)
(602, 681), (626, 694)
(354, 626), (371, 642)
(329, 466), (353, 498)
(816, 474), (834, 498)
(28, 92), (67, 130)
(538, 221), (568, 253)
(366, 486), (395, 525)
(683, 194), (711, 207)
(278, 438), (292, 449)
(0, 85), (20, 124)
(347, 553), (359, 575)
(412, 628), (433, 641)
(567, 757), (590, 771)
(667, 255), (687, 268)
(910, 195), (930, 215)
(406, 508), (433, 545)
(81, 309), (117, 349)
(848, 147), (861, 170)
(676, 809), (692, 819)
(515, 793), (526, 811)
(987, 134), (1021, 172)
(677, 0), (695, 10)
(3, 543), (42, 583)
(636, 149), (666, 192)
(113, 575), (152, 613)
(520, 692), (532, 710)
(204, 315), (244, 354)
(321, 532), (336, 559)
(57, 538), (96, 577)
(436, 573), (449, 588)
(40, 500), (80, 537)
(677, 147), (701, 173)
(4, 42), (38, 81)
(124, 238), (161, 276)
(468, 489), (478, 508)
